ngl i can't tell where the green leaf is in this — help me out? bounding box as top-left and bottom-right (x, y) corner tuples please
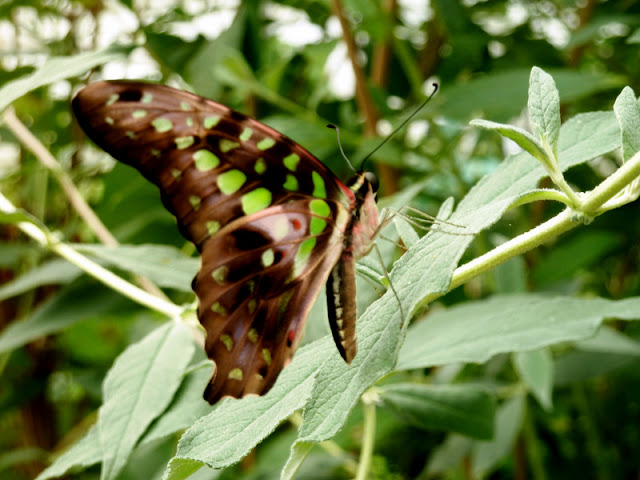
(162, 458), (207, 480)
(554, 350), (636, 385)
(34, 427), (101, 480)
(36, 358), (213, 480)
(423, 434), (473, 476)
(393, 216), (419, 249)
(98, 321), (195, 480)
(0, 281), (125, 355)
(528, 67), (561, 154)
(0, 45), (131, 112)
(575, 325), (640, 356)
(613, 86), (640, 161)
(513, 348), (554, 410)
(470, 119), (550, 168)
(532, 230), (623, 286)
(0, 259), (81, 302)
(397, 295), (640, 370)
(379, 383), (496, 439)
(167, 337), (325, 473)
(281, 442), (314, 480)
(74, 244), (199, 292)
(471, 395), (525, 477)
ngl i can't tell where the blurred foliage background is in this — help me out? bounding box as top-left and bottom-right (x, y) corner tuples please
(1, 0), (640, 478)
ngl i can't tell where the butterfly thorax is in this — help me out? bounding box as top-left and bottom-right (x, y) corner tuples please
(341, 172), (379, 259)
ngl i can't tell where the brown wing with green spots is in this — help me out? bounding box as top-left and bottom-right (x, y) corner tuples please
(196, 200), (348, 401)
(72, 81), (356, 402)
(72, 81), (346, 252)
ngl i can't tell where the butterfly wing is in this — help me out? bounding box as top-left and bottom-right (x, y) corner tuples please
(72, 81), (356, 402)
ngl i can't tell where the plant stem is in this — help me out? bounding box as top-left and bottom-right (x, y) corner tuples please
(2, 108), (117, 246)
(449, 146), (640, 292)
(509, 189), (573, 209)
(355, 390), (378, 480)
(3, 107), (167, 300)
(0, 192), (182, 320)
(449, 207), (575, 292)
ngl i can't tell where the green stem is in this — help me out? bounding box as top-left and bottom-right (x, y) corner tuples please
(523, 404), (547, 480)
(355, 390), (378, 480)
(448, 146), (640, 293)
(449, 207), (575, 292)
(509, 189), (573, 209)
(586, 149), (640, 214)
(0, 192), (183, 320)
(548, 170), (581, 206)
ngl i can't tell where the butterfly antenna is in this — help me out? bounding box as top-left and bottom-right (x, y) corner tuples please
(359, 82), (439, 172)
(327, 124), (356, 172)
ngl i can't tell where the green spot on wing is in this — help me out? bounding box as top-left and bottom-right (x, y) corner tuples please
(193, 150), (219, 171)
(106, 93), (118, 106)
(312, 171), (327, 198)
(218, 170), (246, 195)
(132, 110), (147, 118)
(310, 217), (327, 235)
(212, 266), (228, 285)
(206, 220), (220, 235)
(204, 116), (220, 128)
(228, 368), (243, 380)
(248, 300), (257, 315)
(261, 248), (275, 267)
(141, 93), (153, 103)
(105, 116), (114, 125)
(283, 174), (299, 191)
(309, 199), (331, 217)
(126, 131), (136, 139)
(170, 168), (181, 180)
(293, 237), (316, 278)
(186, 117), (194, 127)
(176, 136), (195, 149)
(262, 349), (272, 366)
(189, 195), (201, 211)
(211, 302), (227, 315)
(240, 127), (253, 142)
(255, 158), (267, 174)
(180, 101), (190, 111)
(151, 117), (173, 133)
(241, 188), (272, 215)
(220, 334), (233, 350)
(248, 327), (258, 342)
(220, 139), (240, 153)
(257, 138), (276, 150)
(283, 153), (300, 172)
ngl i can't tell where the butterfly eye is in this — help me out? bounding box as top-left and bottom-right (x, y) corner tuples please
(364, 171), (379, 193)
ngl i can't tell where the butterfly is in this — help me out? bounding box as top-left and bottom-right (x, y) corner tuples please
(72, 81), (380, 403)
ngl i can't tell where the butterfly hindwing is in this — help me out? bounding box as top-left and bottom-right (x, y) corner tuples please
(72, 81), (379, 403)
(197, 201), (348, 401)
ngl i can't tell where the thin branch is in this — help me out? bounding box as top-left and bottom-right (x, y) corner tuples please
(3, 107), (167, 299)
(331, 0), (379, 134)
(3, 108), (117, 246)
(0, 192), (182, 319)
(445, 149), (640, 296)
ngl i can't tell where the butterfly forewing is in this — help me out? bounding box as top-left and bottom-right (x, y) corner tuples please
(72, 81), (378, 403)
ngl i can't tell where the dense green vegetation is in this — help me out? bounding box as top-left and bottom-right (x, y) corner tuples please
(2, 1), (640, 479)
